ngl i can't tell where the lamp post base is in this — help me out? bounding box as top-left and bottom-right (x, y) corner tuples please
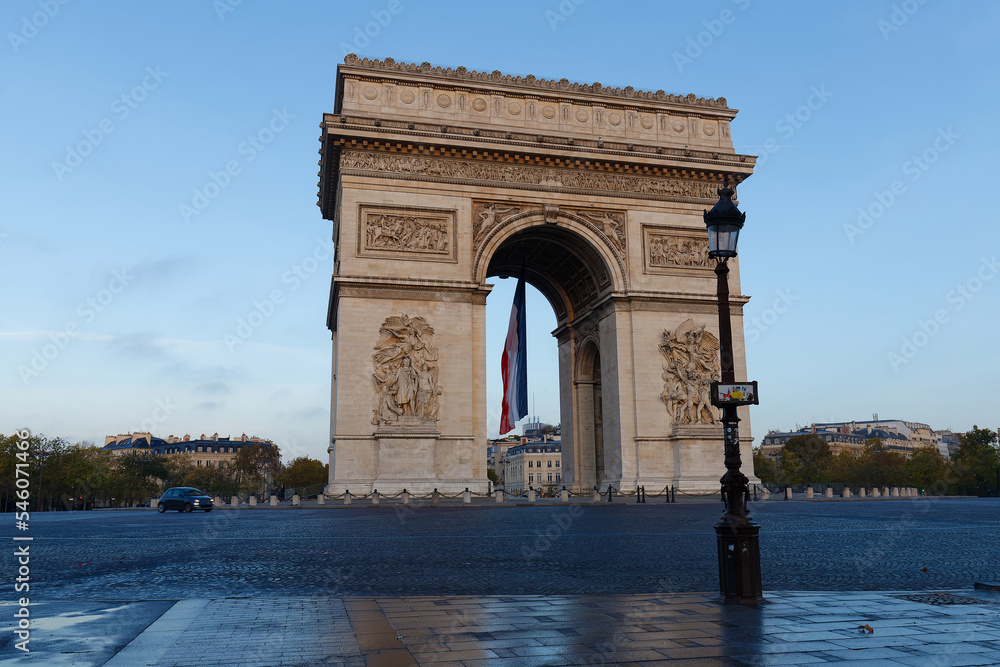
(715, 515), (764, 604)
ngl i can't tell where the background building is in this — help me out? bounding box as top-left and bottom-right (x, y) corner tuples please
(760, 418), (952, 459)
(103, 432), (274, 468)
(502, 439), (562, 492)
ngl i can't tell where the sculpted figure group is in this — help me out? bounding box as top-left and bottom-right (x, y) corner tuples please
(648, 235), (711, 268)
(659, 319), (720, 426)
(372, 315), (441, 425)
(366, 213), (449, 253)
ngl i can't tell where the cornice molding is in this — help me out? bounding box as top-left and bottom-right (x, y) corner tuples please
(342, 54), (729, 110)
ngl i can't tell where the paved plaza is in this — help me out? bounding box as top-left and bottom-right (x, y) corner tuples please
(2, 498), (1000, 665)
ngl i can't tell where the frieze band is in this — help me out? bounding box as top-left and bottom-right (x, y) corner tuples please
(341, 150), (722, 201)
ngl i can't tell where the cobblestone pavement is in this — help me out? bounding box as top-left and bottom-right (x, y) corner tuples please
(7, 498), (999, 600)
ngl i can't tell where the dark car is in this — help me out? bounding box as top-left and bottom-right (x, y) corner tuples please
(157, 487), (214, 513)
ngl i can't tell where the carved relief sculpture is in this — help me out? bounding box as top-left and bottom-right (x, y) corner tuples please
(358, 205), (456, 262)
(659, 319), (720, 426)
(473, 202), (519, 246)
(366, 213), (449, 254)
(341, 150), (722, 201)
(372, 315), (441, 425)
(580, 211), (626, 251)
(648, 233), (711, 268)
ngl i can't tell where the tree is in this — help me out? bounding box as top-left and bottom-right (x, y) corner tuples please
(952, 426), (1000, 496)
(856, 438), (906, 488)
(487, 467), (502, 486)
(230, 443), (282, 495)
(751, 449), (777, 485)
(778, 435), (833, 485)
(828, 450), (859, 487)
(109, 451), (169, 506)
(276, 457), (328, 488)
(904, 446), (950, 494)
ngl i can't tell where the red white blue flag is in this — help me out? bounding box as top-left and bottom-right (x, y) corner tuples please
(500, 267), (528, 434)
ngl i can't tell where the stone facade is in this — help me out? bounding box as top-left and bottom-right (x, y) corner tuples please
(318, 56), (758, 494)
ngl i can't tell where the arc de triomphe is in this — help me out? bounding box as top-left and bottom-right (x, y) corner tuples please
(318, 55), (757, 495)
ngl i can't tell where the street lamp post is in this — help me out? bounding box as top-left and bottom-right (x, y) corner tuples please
(703, 177), (763, 604)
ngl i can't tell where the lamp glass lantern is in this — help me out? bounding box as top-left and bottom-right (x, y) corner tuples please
(703, 181), (746, 259)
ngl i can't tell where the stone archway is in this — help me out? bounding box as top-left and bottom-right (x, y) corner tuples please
(317, 55), (759, 494)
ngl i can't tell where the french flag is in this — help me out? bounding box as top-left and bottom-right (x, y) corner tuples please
(500, 267), (528, 434)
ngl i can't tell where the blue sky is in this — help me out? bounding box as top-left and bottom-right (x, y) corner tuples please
(3, 1), (998, 463)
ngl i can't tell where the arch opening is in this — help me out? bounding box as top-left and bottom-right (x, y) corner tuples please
(485, 223), (615, 492)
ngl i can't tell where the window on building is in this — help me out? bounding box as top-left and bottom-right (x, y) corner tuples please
(556, 474), (561, 482)
(529, 474), (534, 483)
(548, 473), (553, 482)
(547, 460), (552, 467)
(196, 460), (202, 466)
(556, 461), (560, 467)
(197, 447), (202, 452)
(528, 460), (533, 468)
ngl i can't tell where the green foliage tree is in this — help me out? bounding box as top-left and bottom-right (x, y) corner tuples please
(230, 443), (282, 495)
(854, 438), (906, 488)
(778, 435), (833, 485)
(751, 448), (777, 485)
(952, 425), (1000, 496)
(108, 451), (169, 506)
(904, 446), (950, 494)
(827, 450), (859, 488)
(276, 457), (328, 489)
(487, 467), (502, 486)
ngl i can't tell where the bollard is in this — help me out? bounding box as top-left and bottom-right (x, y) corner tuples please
(527, 488), (536, 503)
(785, 487), (793, 500)
(641, 485), (647, 503)
(270, 495), (278, 506)
(762, 488), (770, 500)
(871, 487), (880, 498)
(401, 489), (410, 505)
(890, 487), (899, 497)
(371, 491), (379, 505)
(150, 498), (157, 508)
(825, 488), (833, 499)
(607, 484), (614, 503)
(432, 488), (440, 505)
(858, 487), (866, 498)
(344, 490), (351, 506)
(671, 485), (676, 503)
(560, 487), (569, 502)
(317, 494), (325, 506)
(231, 496), (239, 507)
(805, 487), (814, 499)
(463, 488), (471, 504)
(883, 486), (889, 497)
(292, 494), (300, 506)
(842, 487), (851, 498)
(495, 489), (504, 503)
(249, 495), (257, 507)
(593, 486), (601, 502)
